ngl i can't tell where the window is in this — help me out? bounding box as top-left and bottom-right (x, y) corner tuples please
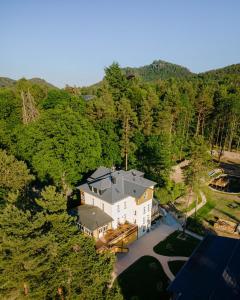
(147, 216), (150, 225)
(134, 210), (137, 216)
(143, 217), (145, 224)
(124, 214), (126, 221)
(148, 204), (150, 212)
(117, 218), (120, 224)
(117, 204), (120, 213)
(134, 219), (136, 224)
(124, 201), (127, 209)
(102, 202), (104, 211)
(92, 198), (94, 206)
(93, 187), (98, 194)
(143, 206), (146, 214)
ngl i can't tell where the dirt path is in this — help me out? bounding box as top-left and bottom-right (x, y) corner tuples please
(185, 191), (207, 217)
(170, 160), (189, 183)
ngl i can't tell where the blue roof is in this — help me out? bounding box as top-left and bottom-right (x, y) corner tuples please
(168, 235), (240, 300)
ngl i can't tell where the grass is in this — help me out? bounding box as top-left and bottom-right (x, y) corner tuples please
(153, 231), (200, 257)
(197, 186), (240, 222)
(116, 256), (170, 300)
(168, 260), (186, 276)
(186, 185), (240, 235)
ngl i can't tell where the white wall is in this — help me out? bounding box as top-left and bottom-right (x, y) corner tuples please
(136, 199), (152, 237)
(83, 191), (153, 237)
(84, 192), (112, 217)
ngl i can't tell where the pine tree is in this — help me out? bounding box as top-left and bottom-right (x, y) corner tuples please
(0, 187), (121, 299)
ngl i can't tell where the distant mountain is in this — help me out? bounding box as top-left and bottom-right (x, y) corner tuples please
(0, 77), (16, 87)
(29, 78), (58, 89)
(122, 60), (194, 81)
(200, 64), (240, 78)
(0, 76), (58, 89)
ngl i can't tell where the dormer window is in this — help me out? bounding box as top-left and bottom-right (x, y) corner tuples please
(93, 187), (98, 194)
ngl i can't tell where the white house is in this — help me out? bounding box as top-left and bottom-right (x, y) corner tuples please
(77, 167), (157, 239)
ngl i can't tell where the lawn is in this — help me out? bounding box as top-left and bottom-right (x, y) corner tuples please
(116, 256), (171, 300)
(200, 186), (240, 222)
(168, 260), (186, 276)
(186, 186), (240, 235)
(153, 231), (200, 257)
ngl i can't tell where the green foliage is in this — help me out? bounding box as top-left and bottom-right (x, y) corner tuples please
(104, 62), (129, 101)
(155, 182), (186, 205)
(1, 60), (240, 299)
(0, 149), (34, 192)
(15, 109), (101, 186)
(123, 59), (193, 81)
(185, 136), (212, 189)
(0, 88), (21, 127)
(0, 187), (121, 299)
(40, 89), (71, 109)
(95, 120), (121, 167)
(143, 134), (172, 185)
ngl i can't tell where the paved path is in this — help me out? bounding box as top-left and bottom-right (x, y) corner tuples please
(113, 215), (187, 282)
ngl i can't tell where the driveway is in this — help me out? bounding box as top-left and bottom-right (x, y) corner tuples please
(113, 214), (184, 282)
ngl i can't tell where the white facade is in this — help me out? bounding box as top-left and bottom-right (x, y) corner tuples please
(83, 188), (153, 238)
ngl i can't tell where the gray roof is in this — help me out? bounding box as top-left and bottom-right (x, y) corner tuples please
(77, 205), (113, 231)
(81, 95), (96, 101)
(78, 167), (157, 204)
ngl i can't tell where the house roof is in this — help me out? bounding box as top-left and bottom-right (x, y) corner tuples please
(78, 167), (157, 204)
(77, 205), (113, 231)
(81, 95), (96, 101)
(168, 235), (240, 300)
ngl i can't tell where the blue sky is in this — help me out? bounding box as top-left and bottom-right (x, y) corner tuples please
(0, 0), (240, 87)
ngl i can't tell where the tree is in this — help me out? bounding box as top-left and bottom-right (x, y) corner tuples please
(185, 136), (211, 190)
(95, 120), (121, 167)
(15, 109), (101, 189)
(0, 186), (122, 299)
(117, 98), (138, 170)
(143, 134), (172, 185)
(0, 149), (34, 193)
(104, 63), (128, 101)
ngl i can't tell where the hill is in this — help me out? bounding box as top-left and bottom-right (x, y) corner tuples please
(0, 77), (16, 87)
(0, 76), (58, 89)
(122, 60), (194, 81)
(200, 63), (240, 78)
(29, 78), (58, 89)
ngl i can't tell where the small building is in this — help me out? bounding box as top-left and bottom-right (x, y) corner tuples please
(168, 235), (240, 300)
(77, 167), (157, 242)
(77, 205), (113, 239)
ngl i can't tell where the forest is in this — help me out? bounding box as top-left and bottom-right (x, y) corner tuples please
(0, 61), (240, 299)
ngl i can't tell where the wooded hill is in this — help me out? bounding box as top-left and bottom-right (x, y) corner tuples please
(122, 59), (193, 81)
(0, 76), (57, 89)
(85, 60), (240, 90)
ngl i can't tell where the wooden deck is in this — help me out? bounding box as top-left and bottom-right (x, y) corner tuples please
(96, 223), (138, 252)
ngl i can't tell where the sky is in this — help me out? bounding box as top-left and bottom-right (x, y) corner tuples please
(0, 0), (240, 87)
